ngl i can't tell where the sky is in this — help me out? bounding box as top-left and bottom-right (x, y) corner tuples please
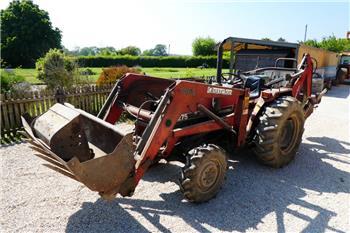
(1, 0), (349, 55)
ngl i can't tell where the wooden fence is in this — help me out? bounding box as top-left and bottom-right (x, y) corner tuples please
(0, 85), (113, 142)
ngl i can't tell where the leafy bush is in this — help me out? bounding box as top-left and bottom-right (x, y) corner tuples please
(142, 44), (167, 56)
(36, 49), (79, 89)
(77, 55), (228, 68)
(118, 46), (141, 56)
(192, 37), (217, 56)
(304, 36), (350, 53)
(80, 68), (95, 76)
(1, 69), (25, 92)
(96, 65), (141, 86)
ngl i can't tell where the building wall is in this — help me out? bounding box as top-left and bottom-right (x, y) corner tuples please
(298, 44), (338, 67)
(298, 44), (339, 79)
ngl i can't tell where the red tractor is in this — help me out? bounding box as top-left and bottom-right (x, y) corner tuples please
(23, 37), (326, 202)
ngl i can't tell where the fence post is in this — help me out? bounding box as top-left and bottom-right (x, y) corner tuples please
(55, 88), (66, 104)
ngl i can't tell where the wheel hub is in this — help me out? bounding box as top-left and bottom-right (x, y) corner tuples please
(279, 115), (298, 154)
(198, 161), (219, 191)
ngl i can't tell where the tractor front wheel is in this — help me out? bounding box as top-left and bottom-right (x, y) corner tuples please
(253, 96), (305, 168)
(179, 144), (227, 203)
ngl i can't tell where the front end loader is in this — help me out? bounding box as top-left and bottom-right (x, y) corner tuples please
(23, 38), (326, 202)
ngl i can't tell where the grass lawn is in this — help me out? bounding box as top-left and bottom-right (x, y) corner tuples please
(1, 67), (221, 84)
(13, 68), (40, 84)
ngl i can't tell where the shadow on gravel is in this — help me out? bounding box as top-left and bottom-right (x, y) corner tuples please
(0, 140), (25, 148)
(0, 133), (24, 146)
(307, 136), (350, 157)
(66, 138), (349, 233)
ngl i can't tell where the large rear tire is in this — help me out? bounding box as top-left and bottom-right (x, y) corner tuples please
(253, 96), (305, 168)
(179, 144), (227, 203)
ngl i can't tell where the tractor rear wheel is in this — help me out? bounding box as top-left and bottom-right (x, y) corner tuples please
(253, 96), (305, 168)
(179, 144), (227, 203)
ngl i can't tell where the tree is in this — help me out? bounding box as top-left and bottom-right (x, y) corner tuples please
(118, 46), (141, 56)
(1, 0), (62, 67)
(152, 44), (167, 56)
(277, 37), (286, 42)
(192, 37), (216, 56)
(98, 47), (118, 56)
(63, 46), (81, 56)
(304, 36), (350, 53)
(79, 47), (100, 56)
(142, 49), (153, 56)
(36, 49), (78, 89)
(304, 39), (319, 48)
(261, 38), (272, 41)
(142, 44), (168, 56)
(63, 46), (117, 56)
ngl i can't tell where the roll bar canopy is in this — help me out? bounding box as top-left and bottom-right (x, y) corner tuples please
(216, 37), (299, 84)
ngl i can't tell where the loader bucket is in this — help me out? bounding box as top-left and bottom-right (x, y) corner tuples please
(22, 103), (136, 200)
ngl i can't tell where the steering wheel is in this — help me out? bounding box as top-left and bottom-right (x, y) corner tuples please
(221, 72), (244, 83)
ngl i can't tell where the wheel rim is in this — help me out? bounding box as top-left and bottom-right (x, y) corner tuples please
(279, 114), (299, 154)
(198, 160), (220, 192)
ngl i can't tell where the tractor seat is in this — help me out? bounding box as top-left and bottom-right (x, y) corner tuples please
(244, 75), (264, 98)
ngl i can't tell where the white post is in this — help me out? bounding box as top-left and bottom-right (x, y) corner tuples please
(304, 24), (308, 42)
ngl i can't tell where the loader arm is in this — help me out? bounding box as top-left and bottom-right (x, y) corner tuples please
(292, 54), (313, 100)
(103, 77), (250, 187)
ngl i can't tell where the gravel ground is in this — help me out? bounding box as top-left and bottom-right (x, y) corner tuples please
(1, 85), (349, 233)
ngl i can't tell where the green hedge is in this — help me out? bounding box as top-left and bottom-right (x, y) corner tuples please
(77, 55), (229, 68)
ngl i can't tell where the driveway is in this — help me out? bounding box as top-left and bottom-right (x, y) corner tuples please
(1, 85), (349, 232)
